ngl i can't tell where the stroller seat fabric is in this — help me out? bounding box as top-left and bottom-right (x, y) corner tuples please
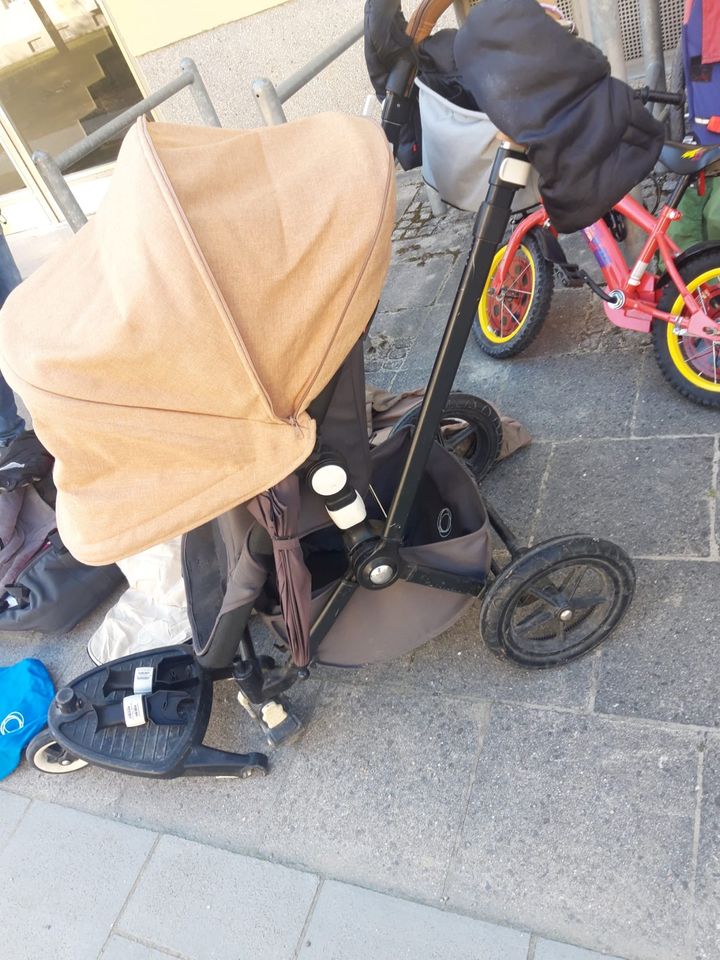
(0, 114), (395, 566)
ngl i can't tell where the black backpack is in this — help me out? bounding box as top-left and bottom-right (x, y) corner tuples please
(0, 477), (125, 634)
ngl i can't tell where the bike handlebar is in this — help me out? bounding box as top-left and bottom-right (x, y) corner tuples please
(635, 86), (684, 107)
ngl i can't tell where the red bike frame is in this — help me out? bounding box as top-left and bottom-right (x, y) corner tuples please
(494, 195), (720, 342)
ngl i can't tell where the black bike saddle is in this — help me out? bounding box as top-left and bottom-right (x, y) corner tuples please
(659, 141), (720, 175)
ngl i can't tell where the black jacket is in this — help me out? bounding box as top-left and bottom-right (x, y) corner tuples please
(454, 0), (665, 233)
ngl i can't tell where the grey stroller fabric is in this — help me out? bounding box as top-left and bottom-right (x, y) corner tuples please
(247, 476), (311, 667)
(0, 486), (55, 589)
(263, 430), (491, 666)
(454, 0), (665, 232)
(184, 345), (372, 669)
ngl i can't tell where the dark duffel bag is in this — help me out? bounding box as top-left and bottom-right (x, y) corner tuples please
(0, 481), (125, 634)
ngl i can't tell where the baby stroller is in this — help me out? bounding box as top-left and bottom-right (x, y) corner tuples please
(1, 113), (634, 781)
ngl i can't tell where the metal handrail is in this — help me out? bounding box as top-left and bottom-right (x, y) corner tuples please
(252, 21), (364, 126)
(32, 58), (220, 232)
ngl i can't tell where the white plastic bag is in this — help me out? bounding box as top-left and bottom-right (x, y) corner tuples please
(88, 536), (190, 664)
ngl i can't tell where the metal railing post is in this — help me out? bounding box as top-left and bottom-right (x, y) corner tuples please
(180, 58), (222, 126)
(252, 78), (288, 125)
(251, 22), (363, 126)
(639, 0), (666, 91)
(31, 59), (220, 230)
(32, 151), (88, 232)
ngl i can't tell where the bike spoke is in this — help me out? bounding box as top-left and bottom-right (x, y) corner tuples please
(502, 303), (521, 333)
(511, 261), (532, 287)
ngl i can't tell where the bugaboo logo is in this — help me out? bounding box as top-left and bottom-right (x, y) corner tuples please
(437, 507), (453, 539)
(0, 711), (24, 735)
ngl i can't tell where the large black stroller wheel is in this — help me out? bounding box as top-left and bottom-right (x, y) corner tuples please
(391, 392), (502, 481)
(26, 727), (88, 774)
(480, 535), (635, 668)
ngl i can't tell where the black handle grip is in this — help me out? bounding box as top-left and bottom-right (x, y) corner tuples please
(636, 86), (684, 107)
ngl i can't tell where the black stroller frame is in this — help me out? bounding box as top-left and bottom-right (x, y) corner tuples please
(309, 143), (527, 646)
(29, 144), (636, 781)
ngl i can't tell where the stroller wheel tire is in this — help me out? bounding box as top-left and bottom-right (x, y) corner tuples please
(26, 727), (89, 774)
(390, 392), (502, 480)
(480, 535), (634, 668)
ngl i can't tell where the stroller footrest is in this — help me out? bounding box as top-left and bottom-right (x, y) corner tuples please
(237, 692), (303, 747)
(48, 646), (267, 778)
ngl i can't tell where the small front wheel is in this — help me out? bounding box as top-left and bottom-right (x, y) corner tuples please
(480, 535), (635, 668)
(26, 728), (89, 774)
(473, 232), (553, 358)
(653, 252), (720, 407)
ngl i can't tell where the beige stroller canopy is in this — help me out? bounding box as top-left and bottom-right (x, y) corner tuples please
(0, 114), (395, 564)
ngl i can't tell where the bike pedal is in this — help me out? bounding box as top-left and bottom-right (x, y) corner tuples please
(555, 263), (586, 288)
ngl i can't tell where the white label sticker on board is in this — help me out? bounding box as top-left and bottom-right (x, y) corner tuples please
(133, 667), (154, 695)
(123, 694), (147, 728)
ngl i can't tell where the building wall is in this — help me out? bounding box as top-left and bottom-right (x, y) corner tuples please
(127, 0), (370, 131)
(102, 0), (289, 57)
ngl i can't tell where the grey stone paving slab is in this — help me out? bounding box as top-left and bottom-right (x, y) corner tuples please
(445, 705), (700, 960)
(693, 738), (720, 960)
(533, 437), (714, 556)
(522, 290), (606, 359)
(397, 606), (598, 710)
(317, 605), (596, 711)
(102, 936), (179, 960)
(0, 789), (29, 849)
(118, 835), (318, 960)
(436, 252), (466, 306)
(633, 349), (720, 438)
(396, 177), (421, 221)
(481, 442), (554, 536)
(364, 331), (415, 374)
(298, 879), (531, 960)
(457, 352), (640, 442)
(378, 256), (455, 312)
(534, 939), (626, 960)
(369, 305), (430, 344)
(113, 676), (320, 852)
(0, 800), (155, 960)
(259, 684), (487, 901)
(595, 560), (720, 727)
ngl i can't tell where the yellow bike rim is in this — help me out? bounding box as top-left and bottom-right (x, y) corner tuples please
(478, 244), (536, 344)
(666, 267), (720, 393)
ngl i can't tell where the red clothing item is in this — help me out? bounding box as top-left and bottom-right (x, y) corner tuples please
(685, 0), (720, 63)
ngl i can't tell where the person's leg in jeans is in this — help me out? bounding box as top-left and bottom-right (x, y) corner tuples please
(0, 223), (52, 489)
(0, 224), (24, 445)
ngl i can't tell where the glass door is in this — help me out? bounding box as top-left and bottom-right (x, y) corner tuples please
(0, 0), (144, 232)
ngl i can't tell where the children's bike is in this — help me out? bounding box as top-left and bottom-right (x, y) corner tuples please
(473, 88), (720, 408)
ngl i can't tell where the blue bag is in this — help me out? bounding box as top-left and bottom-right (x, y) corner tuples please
(0, 659), (54, 779)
